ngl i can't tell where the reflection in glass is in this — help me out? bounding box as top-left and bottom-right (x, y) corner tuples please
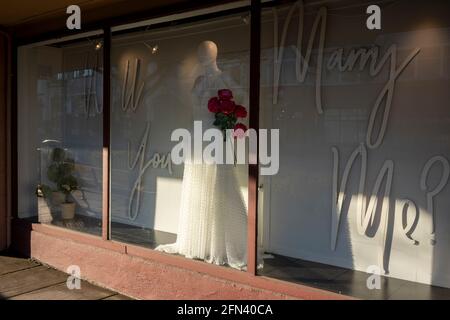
(18, 36), (104, 236)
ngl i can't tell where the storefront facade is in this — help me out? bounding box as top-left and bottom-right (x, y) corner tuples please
(2, 0), (450, 299)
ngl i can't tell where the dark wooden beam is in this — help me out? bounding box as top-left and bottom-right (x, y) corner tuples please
(0, 33), (7, 250)
(13, 0), (233, 45)
(247, 0), (261, 275)
(102, 27), (111, 241)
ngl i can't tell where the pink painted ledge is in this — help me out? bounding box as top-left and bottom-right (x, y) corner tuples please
(11, 219), (354, 300)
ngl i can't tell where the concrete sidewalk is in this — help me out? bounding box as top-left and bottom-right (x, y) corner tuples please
(0, 252), (132, 300)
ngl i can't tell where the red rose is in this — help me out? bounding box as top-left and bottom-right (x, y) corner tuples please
(218, 89), (233, 101)
(208, 97), (221, 113)
(234, 105), (247, 118)
(220, 99), (236, 115)
(233, 123), (248, 139)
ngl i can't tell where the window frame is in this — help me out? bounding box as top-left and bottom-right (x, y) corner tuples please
(12, 0), (261, 278)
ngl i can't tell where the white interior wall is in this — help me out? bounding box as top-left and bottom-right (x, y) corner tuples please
(260, 1), (450, 288)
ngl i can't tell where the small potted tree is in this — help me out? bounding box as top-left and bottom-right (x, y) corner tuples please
(59, 175), (79, 220)
(47, 148), (79, 220)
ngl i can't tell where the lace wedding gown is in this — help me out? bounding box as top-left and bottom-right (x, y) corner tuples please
(156, 72), (249, 270)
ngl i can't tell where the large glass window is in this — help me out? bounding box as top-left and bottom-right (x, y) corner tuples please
(110, 13), (251, 270)
(18, 35), (104, 236)
(258, 0), (450, 298)
(13, 0), (450, 300)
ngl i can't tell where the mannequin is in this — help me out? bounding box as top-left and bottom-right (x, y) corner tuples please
(197, 40), (221, 76)
(191, 41), (229, 131)
(156, 41), (250, 270)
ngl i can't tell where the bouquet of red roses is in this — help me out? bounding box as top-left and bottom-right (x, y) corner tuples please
(208, 89), (248, 138)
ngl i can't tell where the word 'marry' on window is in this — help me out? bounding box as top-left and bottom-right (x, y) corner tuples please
(271, 0), (420, 149)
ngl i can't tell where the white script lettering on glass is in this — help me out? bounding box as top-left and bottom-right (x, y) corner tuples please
(365, 46), (420, 149)
(397, 199), (419, 246)
(272, 0), (326, 113)
(331, 144), (394, 273)
(272, 0), (426, 273)
(420, 156), (450, 245)
(331, 148), (450, 271)
(272, 0), (420, 149)
(128, 122), (173, 221)
(326, 45), (420, 149)
(122, 59), (145, 112)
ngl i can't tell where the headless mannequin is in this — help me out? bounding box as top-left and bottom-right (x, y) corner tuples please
(156, 40), (265, 270)
(193, 40), (248, 127)
(192, 41), (229, 131)
(197, 40), (222, 78)
(156, 41), (249, 270)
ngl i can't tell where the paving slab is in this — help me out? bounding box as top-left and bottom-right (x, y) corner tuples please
(102, 294), (134, 300)
(0, 253), (133, 300)
(0, 266), (67, 299)
(10, 282), (116, 300)
(0, 255), (40, 276)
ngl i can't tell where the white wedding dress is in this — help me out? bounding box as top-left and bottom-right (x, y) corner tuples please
(156, 72), (249, 270)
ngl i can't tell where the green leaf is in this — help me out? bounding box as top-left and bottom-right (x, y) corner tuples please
(47, 147), (79, 195)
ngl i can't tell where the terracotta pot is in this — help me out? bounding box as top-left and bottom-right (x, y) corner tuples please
(52, 191), (66, 206)
(61, 202), (76, 220)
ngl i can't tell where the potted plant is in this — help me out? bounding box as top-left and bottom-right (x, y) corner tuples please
(47, 147), (79, 220)
(59, 176), (79, 220)
(36, 184), (53, 224)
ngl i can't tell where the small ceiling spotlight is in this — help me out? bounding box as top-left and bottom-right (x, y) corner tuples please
(95, 41), (103, 51)
(143, 42), (159, 54)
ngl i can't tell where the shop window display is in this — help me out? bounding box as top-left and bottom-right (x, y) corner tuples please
(110, 13), (251, 270)
(18, 36), (104, 236)
(257, 0), (450, 294)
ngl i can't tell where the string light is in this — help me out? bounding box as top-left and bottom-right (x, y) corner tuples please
(95, 41), (103, 51)
(143, 42), (159, 54)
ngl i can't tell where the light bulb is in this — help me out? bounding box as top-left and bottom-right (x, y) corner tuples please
(143, 42), (158, 54)
(95, 41), (103, 51)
